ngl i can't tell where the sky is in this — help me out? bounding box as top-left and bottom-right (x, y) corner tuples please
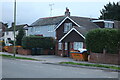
(0, 0), (120, 26)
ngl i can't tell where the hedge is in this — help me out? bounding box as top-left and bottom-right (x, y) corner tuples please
(86, 28), (120, 54)
(22, 36), (55, 49)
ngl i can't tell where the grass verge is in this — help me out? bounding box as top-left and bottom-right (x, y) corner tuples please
(0, 54), (41, 61)
(59, 62), (120, 70)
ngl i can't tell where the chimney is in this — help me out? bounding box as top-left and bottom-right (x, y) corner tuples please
(65, 7), (70, 16)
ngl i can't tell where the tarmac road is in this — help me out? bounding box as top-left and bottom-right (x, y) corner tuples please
(2, 58), (119, 78)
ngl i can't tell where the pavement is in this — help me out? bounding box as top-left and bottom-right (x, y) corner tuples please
(0, 52), (120, 72)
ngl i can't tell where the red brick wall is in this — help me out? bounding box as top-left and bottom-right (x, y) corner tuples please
(43, 49), (55, 55)
(89, 52), (120, 65)
(17, 48), (31, 55)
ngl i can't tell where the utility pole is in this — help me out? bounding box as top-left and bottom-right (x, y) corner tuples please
(49, 3), (54, 17)
(13, 0), (16, 57)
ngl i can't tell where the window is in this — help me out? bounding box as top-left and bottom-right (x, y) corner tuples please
(105, 23), (113, 28)
(64, 23), (72, 33)
(73, 42), (83, 50)
(58, 42), (62, 50)
(65, 42), (68, 50)
(48, 26), (53, 32)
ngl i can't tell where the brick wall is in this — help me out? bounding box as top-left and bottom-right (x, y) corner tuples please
(89, 52), (120, 65)
(17, 48), (31, 55)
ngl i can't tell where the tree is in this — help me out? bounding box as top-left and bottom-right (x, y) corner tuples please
(99, 2), (120, 21)
(16, 29), (25, 46)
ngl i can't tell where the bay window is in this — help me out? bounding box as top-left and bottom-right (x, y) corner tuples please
(73, 42), (83, 50)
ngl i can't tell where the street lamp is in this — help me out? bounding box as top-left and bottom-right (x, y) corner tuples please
(13, 0), (16, 57)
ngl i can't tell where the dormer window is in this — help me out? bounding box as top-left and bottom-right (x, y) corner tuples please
(64, 23), (72, 33)
(105, 22), (113, 28)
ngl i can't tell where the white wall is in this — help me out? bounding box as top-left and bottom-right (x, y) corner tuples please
(4, 30), (28, 46)
(4, 31), (17, 45)
(28, 25), (56, 38)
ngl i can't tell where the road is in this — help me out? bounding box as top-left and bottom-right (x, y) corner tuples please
(2, 58), (119, 78)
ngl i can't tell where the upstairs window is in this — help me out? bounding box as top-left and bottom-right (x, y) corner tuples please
(64, 23), (72, 33)
(48, 25), (54, 32)
(105, 23), (113, 28)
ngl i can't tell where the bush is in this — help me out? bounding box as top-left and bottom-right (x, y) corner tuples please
(22, 36), (55, 49)
(16, 29), (25, 46)
(86, 28), (120, 54)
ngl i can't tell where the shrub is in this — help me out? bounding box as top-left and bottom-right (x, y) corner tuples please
(22, 36), (55, 49)
(16, 29), (25, 46)
(86, 28), (119, 54)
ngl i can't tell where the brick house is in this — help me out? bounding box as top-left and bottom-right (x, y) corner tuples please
(28, 8), (99, 56)
(28, 8), (120, 57)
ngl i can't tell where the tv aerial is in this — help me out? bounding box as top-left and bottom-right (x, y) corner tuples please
(49, 3), (54, 16)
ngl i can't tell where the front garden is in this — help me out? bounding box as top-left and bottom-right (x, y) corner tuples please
(3, 29), (55, 55)
(86, 28), (120, 64)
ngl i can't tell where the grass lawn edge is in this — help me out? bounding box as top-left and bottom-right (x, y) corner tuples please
(59, 62), (120, 70)
(0, 54), (42, 61)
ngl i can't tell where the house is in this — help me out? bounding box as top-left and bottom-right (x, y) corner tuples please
(28, 8), (120, 57)
(92, 20), (120, 29)
(0, 22), (8, 51)
(4, 23), (29, 46)
(28, 8), (100, 57)
(0, 22), (8, 40)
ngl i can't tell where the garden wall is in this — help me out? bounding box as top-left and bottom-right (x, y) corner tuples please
(89, 52), (120, 65)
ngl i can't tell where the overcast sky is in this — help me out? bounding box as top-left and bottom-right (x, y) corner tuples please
(0, 0), (119, 26)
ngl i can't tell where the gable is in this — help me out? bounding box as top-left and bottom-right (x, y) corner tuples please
(61, 30), (84, 42)
(56, 18), (80, 40)
(55, 16), (81, 30)
(59, 28), (85, 42)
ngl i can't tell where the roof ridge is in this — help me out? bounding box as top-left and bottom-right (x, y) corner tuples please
(40, 15), (64, 19)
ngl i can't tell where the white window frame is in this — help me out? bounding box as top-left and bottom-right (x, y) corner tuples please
(65, 42), (68, 50)
(73, 42), (83, 50)
(105, 22), (113, 28)
(58, 42), (62, 50)
(64, 23), (72, 33)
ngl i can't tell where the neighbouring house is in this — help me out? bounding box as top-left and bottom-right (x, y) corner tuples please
(0, 22), (8, 51)
(28, 8), (100, 57)
(0, 22), (8, 41)
(4, 23), (29, 46)
(92, 20), (120, 29)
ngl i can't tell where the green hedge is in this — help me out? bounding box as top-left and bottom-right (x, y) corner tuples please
(86, 28), (120, 54)
(22, 36), (55, 49)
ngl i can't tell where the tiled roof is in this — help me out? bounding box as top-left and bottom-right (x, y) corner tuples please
(6, 24), (28, 31)
(30, 16), (65, 26)
(30, 15), (99, 36)
(30, 15), (97, 27)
